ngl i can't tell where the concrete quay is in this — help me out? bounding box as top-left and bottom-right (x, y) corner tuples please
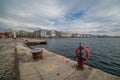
(20, 49), (120, 80)
(0, 39), (120, 80)
(0, 39), (32, 80)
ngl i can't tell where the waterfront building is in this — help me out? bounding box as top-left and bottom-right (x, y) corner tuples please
(17, 30), (29, 37)
(27, 32), (35, 38)
(46, 30), (56, 38)
(0, 32), (7, 38)
(17, 30), (35, 38)
(12, 29), (98, 38)
(34, 29), (49, 38)
(5, 29), (16, 38)
(50, 30), (56, 38)
(72, 34), (81, 38)
(40, 30), (47, 38)
(60, 31), (72, 38)
(34, 30), (40, 38)
(55, 31), (61, 38)
(83, 34), (88, 38)
(67, 32), (72, 38)
(83, 34), (95, 38)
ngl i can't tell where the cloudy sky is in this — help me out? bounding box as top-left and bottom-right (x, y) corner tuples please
(0, 0), (120, 36)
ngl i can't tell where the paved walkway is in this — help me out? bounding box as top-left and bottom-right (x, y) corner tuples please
(19, 49), (120, 80)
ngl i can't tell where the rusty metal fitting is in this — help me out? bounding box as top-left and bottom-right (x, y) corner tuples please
(31, 48), (43, 60)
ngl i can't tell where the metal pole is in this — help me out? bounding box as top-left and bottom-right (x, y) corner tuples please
(78, 43), (84, 69)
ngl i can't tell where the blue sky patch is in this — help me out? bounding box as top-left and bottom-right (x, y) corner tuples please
(65, 10), (84, 20)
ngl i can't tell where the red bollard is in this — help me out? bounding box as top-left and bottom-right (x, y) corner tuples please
(77, 56), (84, 70)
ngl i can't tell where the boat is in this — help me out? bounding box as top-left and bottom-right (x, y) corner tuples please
(22, 38), (47, 45)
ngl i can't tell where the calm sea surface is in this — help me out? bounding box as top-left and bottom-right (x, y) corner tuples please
(29, 38), (120, 76)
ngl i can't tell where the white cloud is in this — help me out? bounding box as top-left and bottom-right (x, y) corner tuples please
(32, 3), (66, 18)
(0, 0), (120, 36)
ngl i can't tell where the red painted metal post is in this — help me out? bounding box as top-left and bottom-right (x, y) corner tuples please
(76, 43), (87, 70)
(78, 56), (84, 70)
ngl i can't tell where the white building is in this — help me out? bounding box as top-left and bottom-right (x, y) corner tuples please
(34, 29), (50, 38)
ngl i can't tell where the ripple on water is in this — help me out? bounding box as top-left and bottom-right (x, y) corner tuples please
(29, 38), (120, 76)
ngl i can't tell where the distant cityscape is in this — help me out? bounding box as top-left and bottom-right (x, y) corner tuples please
(0, 29), (120, 38)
